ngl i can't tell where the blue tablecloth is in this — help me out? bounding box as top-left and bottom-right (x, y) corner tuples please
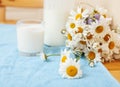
(0, 24), (120, 87)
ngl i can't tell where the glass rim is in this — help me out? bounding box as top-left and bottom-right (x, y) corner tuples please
(16, 19), (43, 25)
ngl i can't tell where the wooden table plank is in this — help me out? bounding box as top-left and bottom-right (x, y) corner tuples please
(103, 60), (120, 83)
(103, 60), (120, 70)
(110, 70), (120, 83)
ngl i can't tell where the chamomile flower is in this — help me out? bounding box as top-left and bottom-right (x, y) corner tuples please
(66, 20), (79, 32)
(59, 58), (82, 79)
(92, 21), (110, 38)
(99, 41), (115, 62)
(69, 7), (83, 20)
(60, 49), (71, 63)
(69, 7), (90, 20)
(108, 37), (118, 54)
(85, 48), (101, 63)
(109, 31), (120, 50)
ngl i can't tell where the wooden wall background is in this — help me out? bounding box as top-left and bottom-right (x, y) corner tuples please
(6, 7), (43, 20)
(0, 0), (43, 23)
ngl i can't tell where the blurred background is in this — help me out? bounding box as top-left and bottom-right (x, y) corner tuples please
(0, 0), (43, 24)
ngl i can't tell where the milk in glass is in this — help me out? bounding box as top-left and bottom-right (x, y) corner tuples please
(17, 21), (44, 56)
(44, 0), (75, 46)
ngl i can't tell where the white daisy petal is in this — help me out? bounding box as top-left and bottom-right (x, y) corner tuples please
(59, 58), (82, 79)
(40, 52), (47, 61)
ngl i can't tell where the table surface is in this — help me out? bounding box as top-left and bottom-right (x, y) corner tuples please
(0, 24), (120, 87)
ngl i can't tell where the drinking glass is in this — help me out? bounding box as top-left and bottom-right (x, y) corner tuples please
(16, 19), (44, 56)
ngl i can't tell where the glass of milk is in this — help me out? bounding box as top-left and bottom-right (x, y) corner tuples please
(16, 19), (44, 56)
(44, 0), (75, 46)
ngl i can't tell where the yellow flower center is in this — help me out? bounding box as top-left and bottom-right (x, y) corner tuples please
(88, 51), (96, 60)
(103, 34), (111, 42)
(78, 27), (83, 33)
(98, 48), (102, 53)
(75, 14), (82, 20)
(108, 41), (115, 50)
(103, 14), (106, 18)
(87, 33), (93, 40)
(81, 8), (84, 13)
(80, 40), (86, 45)
(70, 23), (76, 29)
(94, 10), (98, 13)
(61, 56), (67, 63)
(95, 26), (104, 33)
(75, 27), (83, 34)
(66, 65), (78, 77)
(67, 33), (72, 41)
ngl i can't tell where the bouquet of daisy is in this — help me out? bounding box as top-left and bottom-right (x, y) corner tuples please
(64, 6), (120, 64)
(41, 5), (120, 79)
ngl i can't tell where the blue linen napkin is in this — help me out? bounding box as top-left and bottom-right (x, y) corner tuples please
(0, 24), (120, 87)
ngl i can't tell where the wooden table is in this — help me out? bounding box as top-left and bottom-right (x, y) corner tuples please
(103, 60), (120, 82)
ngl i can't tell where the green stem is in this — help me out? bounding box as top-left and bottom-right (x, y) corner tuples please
(47, 54), (60, 57)
(76, 57), (80, 62)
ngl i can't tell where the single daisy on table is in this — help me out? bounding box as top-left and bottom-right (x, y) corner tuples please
(59, 58), (82, 79)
